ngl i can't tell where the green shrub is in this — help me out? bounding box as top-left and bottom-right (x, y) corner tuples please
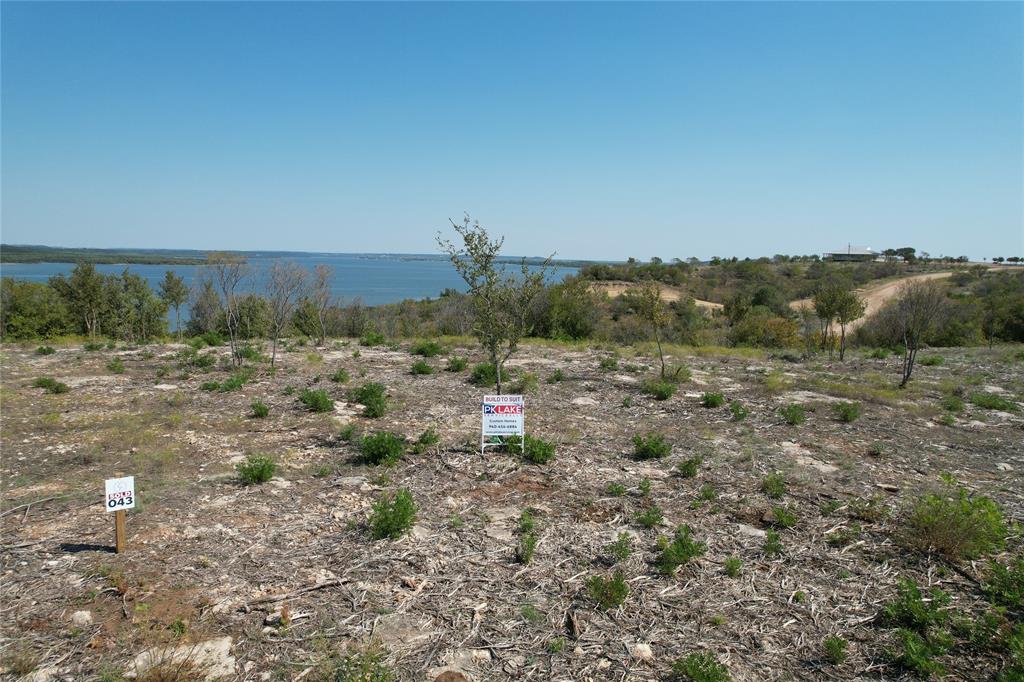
(881, 578), (950, 631)
(410, 340), (443, 357)
(670, 652), (731, 682)
(250, 400), (269, 418)
(641, 378), (676, 400)
(970, 393), (1019, 413)
(236, 454), (276, 484)
(470, 362), (509, 387)
(445, 356), (468, 372)
(940, 395), (964, 412)
(200, 380), (220, 391)
(504, 434), (556, 464)
(823, 636), (848, 665)
(888, 628), (947, 677)
(920, 355), (944, 367)
(326, 645), (396, 682)
(833, 401), (862, 423)
(107, 357), (125, 374)
(763, 529), (783, 555)
(369, 488), (416, 539)
(677, 455), (703, 479)
(200, 331), (225, 347)
(517, 509), (536, 534)
(780, 403), (805, 425)
(985, 553), (1024, 611)
(635, 505), (663, 529)
(825, 523), (862, 548)
(350, 383), (387, 418)
(35, 346), (55, 355)
(239, 344), (261, 361)
(655, 525), (706, 575)
(359, 331), (386, 347)
(701, 392), (725, 408)
(510, 372), (538, 394)
(410, 427), (440, 454)
(84, 341), (104, 351)
(329, 368), (350, 383)
(547, 369), (565, 383)
(194, 352), (216, 369)
(608, 532), (632, 562)
(770, 506), (797, 529)
(516, 533), (537, 564)
(868, 348), (891, 359)
(729, 401), (749, 421)
(410, 359), (434, 375)
(606, 482), (626, 497)
(697, 483), (718, 502)
(586, 571), (628, 610)
(599, 356), (618, 371)
(338, 423), (359, 442)
(724, 557), (742, 578)
(762, 473), (786, 499)
(219, 368), (255, 392)
(359, 432), (406, 466)
(299, 388), (334, 413)
(904, 482), (1007, 559)
(32, 377), (69, 394)
(633, 433), (671, 460)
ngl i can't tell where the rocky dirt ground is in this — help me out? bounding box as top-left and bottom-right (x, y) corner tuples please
(1, 338), (1022, 681)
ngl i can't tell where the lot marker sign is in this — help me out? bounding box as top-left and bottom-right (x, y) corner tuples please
(105, 475), (135, 553)
(481, 394), (524, 454)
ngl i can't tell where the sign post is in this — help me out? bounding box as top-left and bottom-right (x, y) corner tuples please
(104, 476), (135, 553)
(481, 394), (525, 455)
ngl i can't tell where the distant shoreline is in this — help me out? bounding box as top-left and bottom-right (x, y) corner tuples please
(0, 244), (594, 268)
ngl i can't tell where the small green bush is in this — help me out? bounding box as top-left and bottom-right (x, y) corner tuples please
(200, 331), (225, 346)
(608, 532), (632, 562)
(697, 483), (717, 502)
(670, 652), (731, 682)
(359, 331), (386, 347)
(350, 382), (387, 418)
(729, 401), (749, 421)
(984, 553), (1024, 611)
(33, 376), (70, 394)
(881, 577), (950, 632)
(641, 378), (676, 400)
(84, 341), (104, 351)
(470, 362), (509, 387)
(239, 344), (261, 361)
(200, 380), (220, 391)
(763, 529), (783, 555)
(410, 340), (443, 357)
(724, 557), (742, 578)
(677, 455), (703, 478)
(633, 433), (671, 460)
(359, 432), (406, 466)
(546, 369), (565, 383)
(445, 356), (468, 372)
(516, 533), (537, 564)
(606, 482), (626, 497)
(770, 506), (797, 529)
(970, 393), (1019, 413)
(823, 636), (848, 665)
(299, 388), (334, 413)
(635, 505), (663, 529)
(325, 645), (396, 682)
(656, 525), (706, 575)
(510, 372), (538, 394)
(236, 454), (276, 485)
(410, 359), (434, 375)
(35, 346), (56, 355)
(410, 427), (440, 454)
(701, 392), (725, 408)
(904, 482), (1006, 559)
(919, 355), (944, 367)
(888, 628), (947, 677)
(250, 400), (269, 418)
(329, 368), (350, 383)
(586, 570), (628, 610)
(780, 403), (805, 425)
(833, 401), (862, 423)
(940, 395), (964, 413)
(369, 488), (416, 539)
(107, 357), (125, 374)
(599, 356), (618, 371)
(762, 472), (786, 499)
(504, 434), (556, 464)
(868, 348), (890, 359)
(517, 509), (536, 534)
(218, 367), (255, 392)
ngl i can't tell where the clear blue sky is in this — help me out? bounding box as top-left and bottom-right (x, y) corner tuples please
(2, 2), (1021, 261)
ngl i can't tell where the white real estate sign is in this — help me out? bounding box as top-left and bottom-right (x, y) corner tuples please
(104, 476), (136, 512)
(481, 394), (524, 453)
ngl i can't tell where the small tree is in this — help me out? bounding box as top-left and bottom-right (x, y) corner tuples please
(267, 262), (306, 365)
(158, 270), (189, 341)
(306, 263), (334, 347)
(207, 252), (250, 366)
(636, 280), (671, 379)
(437, 214), (551, 395)
(894, 281), (946, 388)
(813, 283), (841, 358)
(833, 289), (866, 361)
(49, 262), (105, 338)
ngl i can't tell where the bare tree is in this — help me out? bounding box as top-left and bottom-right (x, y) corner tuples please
(893, 281), (947, 387)
(437, 214), (551, 395)
(307, 264), (333, 347)
(267, 261), (306, 366)
(207, 252), (250, 366)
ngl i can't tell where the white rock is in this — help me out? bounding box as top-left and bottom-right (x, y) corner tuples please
(997, 463), (1013, 472)
(738, 523), (767, 538)
(132, 636), (235, 679)
(571, 396), (599, 406)
(153, 384), (178, 391)
(70, 610), (93, 626)
(632, 642), (654, 662)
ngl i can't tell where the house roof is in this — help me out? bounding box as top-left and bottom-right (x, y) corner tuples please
(824, 246), (878, 256)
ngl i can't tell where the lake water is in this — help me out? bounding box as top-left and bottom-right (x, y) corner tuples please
(1, 253), (577, 326)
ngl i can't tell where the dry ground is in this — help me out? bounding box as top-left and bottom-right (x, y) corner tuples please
(1, 339), (1022, 681)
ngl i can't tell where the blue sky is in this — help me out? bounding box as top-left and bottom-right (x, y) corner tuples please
(2, 2), (1021, 261)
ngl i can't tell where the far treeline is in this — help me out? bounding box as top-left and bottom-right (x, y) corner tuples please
(2, 223), (1023, 374)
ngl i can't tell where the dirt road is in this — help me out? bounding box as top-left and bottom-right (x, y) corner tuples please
(590, 280), (724, 310)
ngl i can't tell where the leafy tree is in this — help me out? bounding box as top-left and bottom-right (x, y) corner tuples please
(0, 279), (72, 339)
(636, 280), (671, 378)
(834, 289), (866, 361)
(158, 270), (189, 341)
(893, 281), (947, 387)
(187, 278), (222, 335)
(437, 214), (551, 395)
(49, 263), (105, 338)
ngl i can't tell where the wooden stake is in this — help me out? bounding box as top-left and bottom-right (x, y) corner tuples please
(114, 509), (126, 553)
